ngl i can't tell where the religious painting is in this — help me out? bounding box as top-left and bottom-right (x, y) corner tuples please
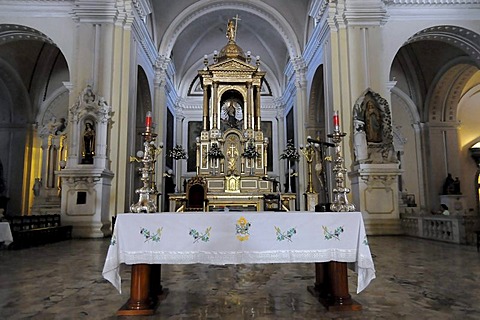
(286, 107), (294, 143)
(261, 121), (273, 172)
(165, 109), (174, 170)
(285, 108), (296, 192)
(187, 121), (203, 172)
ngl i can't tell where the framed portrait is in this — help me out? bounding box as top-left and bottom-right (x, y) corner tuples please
(261, 121), (273, 172)
(165, 109), (174, 170)
(187, 121), (203, 172)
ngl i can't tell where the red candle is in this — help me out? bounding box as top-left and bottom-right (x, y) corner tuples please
(333, 111), (340, 131)
(145, 111), (152, 128)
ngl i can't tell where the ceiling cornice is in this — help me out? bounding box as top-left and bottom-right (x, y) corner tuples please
(0, 0), (72, 18)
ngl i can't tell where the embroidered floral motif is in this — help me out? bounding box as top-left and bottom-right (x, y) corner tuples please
(323, 225), (344, 240)
(274, 226), (296, 242)
(140, 227), (163, 243)
(110, 235), (116, 246)
(189, 227), (212, 243)
(236, 216), (251, 241)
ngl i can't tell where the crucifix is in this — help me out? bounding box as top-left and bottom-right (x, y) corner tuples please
(227, 143), (238, 173)
(232, 14), (241, 40)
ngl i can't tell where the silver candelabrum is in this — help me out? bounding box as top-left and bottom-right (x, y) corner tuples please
(130, 127), (163, 213)
(327, 129), (356, 212)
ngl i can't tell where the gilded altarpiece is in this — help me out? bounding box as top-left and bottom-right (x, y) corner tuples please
(170, 34), (294, 212)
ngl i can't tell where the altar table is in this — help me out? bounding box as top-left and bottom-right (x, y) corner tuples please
(0, 222), (13, 246)
(103, 211), (376, 315)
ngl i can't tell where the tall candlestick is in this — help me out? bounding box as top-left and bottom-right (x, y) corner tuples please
(333, 111), (340, 132)
(145, 111), (152, 128)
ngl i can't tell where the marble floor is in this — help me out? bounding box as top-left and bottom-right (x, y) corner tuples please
(1, 236), (479, 320)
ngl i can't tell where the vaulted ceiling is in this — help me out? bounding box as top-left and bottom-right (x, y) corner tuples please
(150, 0), (311, 95)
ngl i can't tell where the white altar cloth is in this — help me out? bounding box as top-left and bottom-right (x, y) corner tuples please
(0, 222), (13, 245)
(103, 211), (375, 294)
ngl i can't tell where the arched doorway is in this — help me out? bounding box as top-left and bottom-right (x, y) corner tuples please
(390, 25), (480, 215)
(0, 24), (69, 215)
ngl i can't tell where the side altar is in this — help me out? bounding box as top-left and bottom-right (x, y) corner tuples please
(169, 24), (295, 211)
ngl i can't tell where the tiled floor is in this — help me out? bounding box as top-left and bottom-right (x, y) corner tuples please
(1, 236), (479, 319)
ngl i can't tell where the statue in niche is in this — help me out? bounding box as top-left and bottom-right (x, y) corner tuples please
(365, 100), (383, 143)
(221, 99), (243, 129)
(82, 121), (95, 163)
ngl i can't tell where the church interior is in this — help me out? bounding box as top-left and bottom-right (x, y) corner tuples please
(1, 0), (480, 318)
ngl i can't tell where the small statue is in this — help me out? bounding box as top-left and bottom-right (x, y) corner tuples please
(453, 177), (461, 194)
(226, 19), (235, 41)
(365, 100), (382, 143)
(442, 173), (455, 195)
(353, 119), (368, 161)
(82, 121), (96, 164)
(32, 178), (42, 197)
(54, 118), (67, 135)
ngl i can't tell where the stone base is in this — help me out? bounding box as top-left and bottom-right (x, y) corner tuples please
(59, 168), (114, 238)
(364, 218), (403, 235)
(69, 221), (108, 238)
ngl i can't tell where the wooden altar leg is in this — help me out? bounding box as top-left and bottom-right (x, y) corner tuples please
(327, 262), (362, 311)
(150, 264), (169, 304)
(307, 262), (331, 301)
(308, 262), (362, 311)
(117, 264), (156, 316)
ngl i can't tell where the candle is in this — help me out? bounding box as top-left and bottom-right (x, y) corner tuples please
(333, 111), (340, 132)
(145, 111), (152, 128)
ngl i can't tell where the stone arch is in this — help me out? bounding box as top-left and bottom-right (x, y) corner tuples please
(0, 23), (70, 214)
(426, 60), (478, 123)
(404, 25), (480, 67)
(0, 24), (55, 46)
(0, 59), (31, 124)
(307, 64), (326, 139)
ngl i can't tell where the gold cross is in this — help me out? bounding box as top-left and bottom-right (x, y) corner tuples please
(233, 14), (241, 39)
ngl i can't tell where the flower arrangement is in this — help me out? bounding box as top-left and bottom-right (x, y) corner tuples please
(242, 140), (260, 159)
(207, 143), (224, 159)
(280, 139), (300, 161)
(168, 144), (187, 160)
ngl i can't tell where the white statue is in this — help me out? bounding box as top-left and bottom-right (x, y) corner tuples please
(354, 119), (368, 162)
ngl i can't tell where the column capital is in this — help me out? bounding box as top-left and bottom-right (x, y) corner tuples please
(154, 55), (170, 87)
(291, 56), (307, 89)
(71, 0), (119, 24)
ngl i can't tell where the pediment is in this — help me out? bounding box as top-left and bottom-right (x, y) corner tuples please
(209, 59), (257, 72)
